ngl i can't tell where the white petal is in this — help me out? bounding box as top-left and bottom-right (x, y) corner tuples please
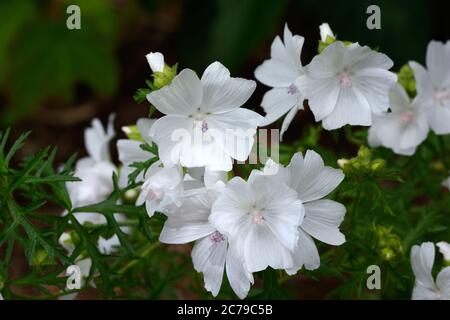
(260, 88), (301, 126)
(192, 234), (228, 297)
(436, 267), (450, 299)
(147, 69), (202, 115)
(254, 26), (303, 88)
(319, 23), (334, 42)
(242, 222), (294, 272)
(426, 41), (450, 89)
(149, 115), (192, 167)
(160, 191), (216, 244)
(286, 229), (320, 275)
(409, 61), (434, 106)
(347, 45), (394, 71)
(427, 103), (450, 135)
(295, 75), (339, 122)
(437, 241), (450, 261)
(352, 68), (397, 114)
(200, 62), (256, 114)
(288, 150), (345, 202)
(225, 243), (254, 299)
(280, 103), (299, 140)
(146, 52), (165, 73)
(84, 114), (115, 163)
(207, 108), (262, 161)
(322, 86), (372, 130)
(136, 118), (156, 145)
(98, 235), (120, 255)
(411, 242), (439, 299)
(301, 199), (346, 245)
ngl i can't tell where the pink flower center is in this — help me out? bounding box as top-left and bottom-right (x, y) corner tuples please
(251, 210), (264, 224)
(340, 72), (352, 87)
(401, 111), (414, 125)
(287, 84), (299, 95)
(209, 231), (225, 243)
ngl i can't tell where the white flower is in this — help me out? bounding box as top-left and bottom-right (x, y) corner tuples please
(437, 242), (450, 262)
(254, 24), (305, 140)
(409, 41), (450, 134)
(296, 41), (397, 130)
(136, 162), (184, 217)
(443, 175), (450, 190)
(210, 171), (304, 273)
(368, 83), (429, 156)
(64, 115), (129, 255)
(411, 242), (450, 300)
(319, 23), (335, 42)
(67, 115), (116, 208)
(146, 52), (165, 73)
(259, 150), (345, 274)
(117, 118), (156, 187)
(147, 61), (263, 171)
(159, 177), (253, 299)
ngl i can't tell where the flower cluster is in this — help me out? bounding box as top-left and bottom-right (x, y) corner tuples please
(369, 41), (450, 155)
(58, 23), (450, 300)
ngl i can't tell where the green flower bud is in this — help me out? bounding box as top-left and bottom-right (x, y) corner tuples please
(397, 64), (416, 98)
(122, 125), (144, 141)
(152, 64), (177, 90)
(371, 159), (386, 172)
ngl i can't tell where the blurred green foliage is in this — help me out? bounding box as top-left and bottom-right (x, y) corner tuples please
(0, 0), (445, 127)
(0, 0), (118, 126)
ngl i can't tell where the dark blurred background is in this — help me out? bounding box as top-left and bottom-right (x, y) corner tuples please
(0, 0), (449, 162)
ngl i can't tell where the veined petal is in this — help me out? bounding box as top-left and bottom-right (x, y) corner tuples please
(260, 88), (302, 126)
(426, 40), (450, 89)
(411, 242), (439, 299)
(225, 243), (254, 299)
(201, 61), (255, 114)
(285, 229), (320, 275)
(147, 69), (202, 116)
(288, 150), (345, 202)
(192, 234), (228, 297)
(436, 267), (450, 299)
(301, 199), (346, 245)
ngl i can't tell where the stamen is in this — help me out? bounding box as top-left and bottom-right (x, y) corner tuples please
(400, 111), (414, 125)
(287, 84), (299, 95)
(340, 72), (352, 87)
(209, 231), (225, 243)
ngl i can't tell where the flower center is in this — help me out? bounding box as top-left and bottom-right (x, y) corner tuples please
(209, 231), (225, 243)
(400, 111), (414, 125)
(287, 84), (299, 95)
(340, 72), (352, 88)
(251, 210), (264, 224)
(434, 88), (450, 106)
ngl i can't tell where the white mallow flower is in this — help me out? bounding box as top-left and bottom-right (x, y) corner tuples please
(159, 175), (253, 299)
(368, 83), (429, 156)
(64, 115), (129, 255)
(319, 23), (335, 42)
(437, 242), (450, 262)
(409, 41), (450, 134)
(210, 172), (304, 273)
(254, 24), (305, 140)
(117, 118), (156, 187)
(411, 242), (450, 300)
(147, 61), (263, 171)
(259, 150), (346, 274)
(67, 115), (116, 207)
(296, 41), (397, 130)
(136, 161), (184, 217)
(146, 51), (165, 73)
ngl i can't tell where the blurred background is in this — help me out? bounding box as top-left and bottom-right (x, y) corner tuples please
(0, 0), (449, 163)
